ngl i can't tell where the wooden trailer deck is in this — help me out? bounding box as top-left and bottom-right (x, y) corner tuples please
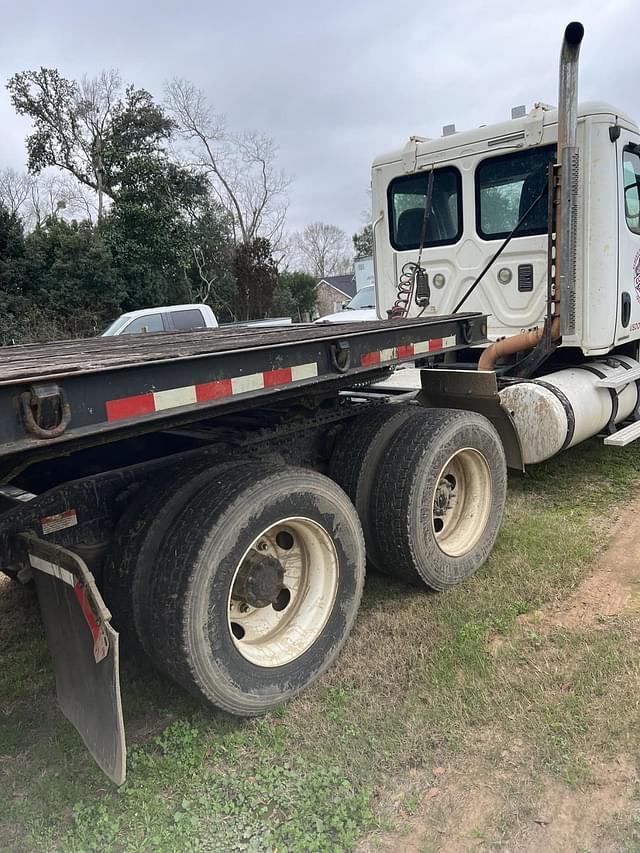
(0, 313), (487, 470)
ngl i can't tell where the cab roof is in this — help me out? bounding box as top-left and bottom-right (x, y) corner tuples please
(372, 101), (639, 168)
(116, 304), (209, 321)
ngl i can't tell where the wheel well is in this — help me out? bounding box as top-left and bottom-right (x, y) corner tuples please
(418, 369), (524, 471)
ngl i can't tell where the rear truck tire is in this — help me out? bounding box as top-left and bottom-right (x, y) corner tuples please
(328, 403), (417, 569)
(102, 458), (245, 644)
(371, 408), (507, 590)
(134, 464), (366, 716)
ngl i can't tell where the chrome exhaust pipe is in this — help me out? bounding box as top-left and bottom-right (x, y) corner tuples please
(557, 22), (584, 151)
(557, 21), (584, 337)
(478, 23), (586, 371)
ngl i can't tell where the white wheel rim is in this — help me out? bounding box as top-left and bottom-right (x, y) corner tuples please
(227, 517), (339, 667)
(429, 448), (492, 557)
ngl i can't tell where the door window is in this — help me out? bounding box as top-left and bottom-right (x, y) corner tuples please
(388, 167), (462, 250)
(122, 314), (165, 334)
(623, 148), (640, 235)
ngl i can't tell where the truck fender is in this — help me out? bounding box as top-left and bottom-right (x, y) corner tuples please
(417, 368), (524, 472)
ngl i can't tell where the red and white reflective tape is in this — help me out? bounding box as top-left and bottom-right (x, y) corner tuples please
(105, 361), (319, 423)
(360, 334), (457, 367)
(29, 553), (76, 587)
(27, 553), (109, 662)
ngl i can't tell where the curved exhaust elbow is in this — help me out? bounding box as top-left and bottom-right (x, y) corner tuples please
(478, 329), (544, 372)
(477, 317), (560, 372)
(557, 21), (584, 151)
(562, 20), (585, 50)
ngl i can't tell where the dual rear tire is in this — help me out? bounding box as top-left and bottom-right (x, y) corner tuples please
(103, 404), (506, 718)
(331, 406), (507, 589)
(104, 464), (365, 715)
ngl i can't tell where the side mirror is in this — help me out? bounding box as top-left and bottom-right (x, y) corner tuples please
(624, 180), (640, 221)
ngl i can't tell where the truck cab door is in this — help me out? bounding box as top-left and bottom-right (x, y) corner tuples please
(617, 136), (640, 346)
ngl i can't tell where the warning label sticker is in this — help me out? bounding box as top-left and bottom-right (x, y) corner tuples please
(40, 509), (78, 535)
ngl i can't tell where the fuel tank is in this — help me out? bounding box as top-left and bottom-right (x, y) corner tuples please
(499, 356), (639, 463)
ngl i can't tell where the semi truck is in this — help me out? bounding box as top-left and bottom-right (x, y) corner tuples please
(2, 21), (639, 784)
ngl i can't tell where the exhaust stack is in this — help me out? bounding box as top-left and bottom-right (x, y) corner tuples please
(478, 23), (585, 371)
(556, 21), (584, 337)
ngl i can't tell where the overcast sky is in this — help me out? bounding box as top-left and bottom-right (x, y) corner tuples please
(0, 0), (637, 238)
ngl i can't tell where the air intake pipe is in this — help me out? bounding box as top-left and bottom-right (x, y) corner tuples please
(478, 22), (584, 371)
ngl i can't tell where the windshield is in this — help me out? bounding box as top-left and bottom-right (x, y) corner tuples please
(102, 316), (132, 336)
(345, 286), (375, 310)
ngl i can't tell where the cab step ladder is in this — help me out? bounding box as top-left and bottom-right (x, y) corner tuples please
(595, 366), (640, 447)
(604, 421), (640, 447)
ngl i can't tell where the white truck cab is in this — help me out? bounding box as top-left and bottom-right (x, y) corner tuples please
(372, 101), (640, 357)
(102, 304), (218, 336)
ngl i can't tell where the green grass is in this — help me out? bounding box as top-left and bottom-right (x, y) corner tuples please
(1, 437), (640, 851)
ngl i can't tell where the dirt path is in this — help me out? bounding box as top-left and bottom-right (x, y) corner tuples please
(362, 502), (640, 852)
(521, 503), (640, 631)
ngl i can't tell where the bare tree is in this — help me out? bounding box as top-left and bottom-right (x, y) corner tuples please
(188, 247), (221, 303)
(75, 70), (122, 219)
(271, 230), (298, 272)
(0, 168), (98, 228)
(0, 168), (34, 219)
(28, 173), (99, 227)
(165, 78), (290, 248)
(293, 222), (352, 279)
(65, 179), (101, 223)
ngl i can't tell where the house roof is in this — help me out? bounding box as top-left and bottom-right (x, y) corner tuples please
(317, 274), (357, 299)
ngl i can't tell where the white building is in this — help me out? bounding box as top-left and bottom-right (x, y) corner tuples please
(354, 256), (374, 291)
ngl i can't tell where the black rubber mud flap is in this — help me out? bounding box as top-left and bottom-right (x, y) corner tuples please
(19, 533), (126, 785)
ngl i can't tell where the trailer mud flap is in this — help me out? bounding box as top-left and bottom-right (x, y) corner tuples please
(19, 533), (126, 785)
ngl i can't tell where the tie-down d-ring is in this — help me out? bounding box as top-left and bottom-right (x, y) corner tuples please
(330, 341), (352, 373)
(20, 385), (71, 439)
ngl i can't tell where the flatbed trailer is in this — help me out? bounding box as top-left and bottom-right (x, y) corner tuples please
(1, 312), (508, 784)
(0, 314), (483, 470)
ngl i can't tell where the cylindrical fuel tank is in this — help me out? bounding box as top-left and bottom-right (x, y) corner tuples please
(499, 356), (640, 464)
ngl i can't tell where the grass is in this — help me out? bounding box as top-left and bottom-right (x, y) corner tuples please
(1, 437), (640, 851)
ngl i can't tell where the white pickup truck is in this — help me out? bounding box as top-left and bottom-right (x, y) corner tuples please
(102, 304), (218, 335)
(102, 304), (292, 335)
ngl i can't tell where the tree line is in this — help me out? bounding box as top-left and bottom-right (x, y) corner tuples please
(0, 67), (373, 344)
